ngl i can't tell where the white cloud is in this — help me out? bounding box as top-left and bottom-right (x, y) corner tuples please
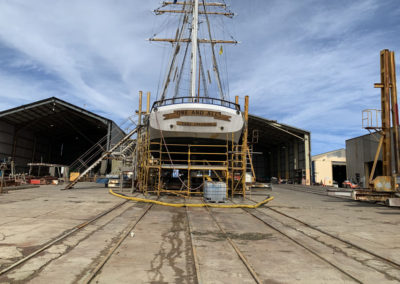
(0, 0), (158, 118)
(228, 0), (399, 154)
(0, 0), (399, 154)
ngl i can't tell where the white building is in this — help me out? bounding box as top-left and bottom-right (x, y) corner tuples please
(312, 149), (346, 186)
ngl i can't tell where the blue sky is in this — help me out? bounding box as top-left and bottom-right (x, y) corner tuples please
(0, 0), (399, 155)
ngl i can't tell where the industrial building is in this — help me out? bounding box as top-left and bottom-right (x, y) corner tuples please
(249, 115), (311, 185)
(312, 149), (346, 186)
(0, 97), (124, 176)
(345, 131), (399, 188)
(0, 97), (311, 185)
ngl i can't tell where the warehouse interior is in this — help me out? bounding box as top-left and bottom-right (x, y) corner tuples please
(332, 162), (347, 186)
(248, 115), (311, 185)
(0, 97), (124, 174)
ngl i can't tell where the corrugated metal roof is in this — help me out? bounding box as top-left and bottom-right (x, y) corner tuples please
(0, 97), (110, 126)
(248, 114), (310, 147)
(0, 97), (126, 143)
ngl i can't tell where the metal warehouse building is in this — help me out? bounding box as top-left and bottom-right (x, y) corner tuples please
(0, 97), (124, 173)
(248, 115), (311, 185)
(345, 132), (398, 188)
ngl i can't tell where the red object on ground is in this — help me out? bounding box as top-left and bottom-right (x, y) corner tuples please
(342, 180), (359, 189)
(30, 179), (41, 185)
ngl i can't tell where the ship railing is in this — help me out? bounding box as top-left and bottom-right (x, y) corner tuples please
(152, 96), (240, 111)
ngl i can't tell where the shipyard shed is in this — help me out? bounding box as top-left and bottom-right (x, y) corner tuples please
(345, 132), (397, 188)
(0, 97), (124, 173)
(311, 149), (346, 186)
(248, 114), (311, 185)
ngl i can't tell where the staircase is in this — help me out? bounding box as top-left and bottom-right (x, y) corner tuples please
(64, 125), (139, 189)
(64, 116), (139, 190)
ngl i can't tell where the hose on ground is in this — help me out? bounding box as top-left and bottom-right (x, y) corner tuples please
(109, 189), (274, 208)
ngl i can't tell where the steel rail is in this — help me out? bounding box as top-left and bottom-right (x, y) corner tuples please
(277, 184), (345, 198)
(204, 206), (262, 284)
(185, 206), (202, 284)
(0, 200), (130, 276)
(83, 202), (155, 283)
(276, 184), (393, 207)
(237, 203), (363, 284)
(248, 197), (400, 270)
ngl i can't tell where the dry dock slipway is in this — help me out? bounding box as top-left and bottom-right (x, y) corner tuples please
(0, 184), (399, 283)
(0, 1), (400, 283)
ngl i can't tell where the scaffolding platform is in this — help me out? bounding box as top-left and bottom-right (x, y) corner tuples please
(148, 164), (228, 171)
(134, 95), (250, 197)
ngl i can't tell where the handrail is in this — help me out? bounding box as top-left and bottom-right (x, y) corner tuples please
(151, 96), (240, 111)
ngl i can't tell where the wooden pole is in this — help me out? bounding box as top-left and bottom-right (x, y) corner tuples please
(369, 135), (384, 186)
(154, 9), (234, 17)
(389, 51), (400, 177)
(146, 92), (151, 114)
(136, 91), (143, 192)
(242, 96), (249, 197)
(197, 62), (201, 101)
(162, 2), (227, 7)
(138, 91), (143, 126)
(380, 50), (392, 177)
(149, 38), (238, 44)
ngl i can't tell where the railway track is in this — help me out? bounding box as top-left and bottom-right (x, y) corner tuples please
(242, 196), (400, 283)
(185, 206), (202, 284)
(0, 194), (161, 283)
(84, 196), (200, 284)
(3, 189), (397, 283)
(199, 205), (263, 284)
(0, 199), (130, 277)
(83, 202), (154, 283)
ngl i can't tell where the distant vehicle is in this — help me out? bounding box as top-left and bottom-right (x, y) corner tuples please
(342, 180), (359, 189)
(332, 180), (339, 188)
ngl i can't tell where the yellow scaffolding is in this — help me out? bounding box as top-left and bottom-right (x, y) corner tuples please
(134, 94), (250, 198)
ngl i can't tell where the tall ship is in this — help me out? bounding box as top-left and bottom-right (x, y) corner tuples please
(147, 0), (244, 145)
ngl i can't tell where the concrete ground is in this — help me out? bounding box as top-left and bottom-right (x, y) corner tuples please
(0, 183), (398, 283)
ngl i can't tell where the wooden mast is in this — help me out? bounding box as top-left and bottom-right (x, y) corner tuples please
(190, 0), (199, 99)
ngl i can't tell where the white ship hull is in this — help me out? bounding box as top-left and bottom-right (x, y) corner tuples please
(149, 103), (244, 144)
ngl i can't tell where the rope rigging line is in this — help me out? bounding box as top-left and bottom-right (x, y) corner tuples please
(159, 2), (189, 101)
(202, 0), (225, 100)
(197, 41), (209, 97)
(173, 39), (191, 98)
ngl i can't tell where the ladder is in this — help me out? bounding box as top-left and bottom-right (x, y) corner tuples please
(64, 126), (140, 189)
(68, 116), (137, 174)
(69, 135), (108, 174)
